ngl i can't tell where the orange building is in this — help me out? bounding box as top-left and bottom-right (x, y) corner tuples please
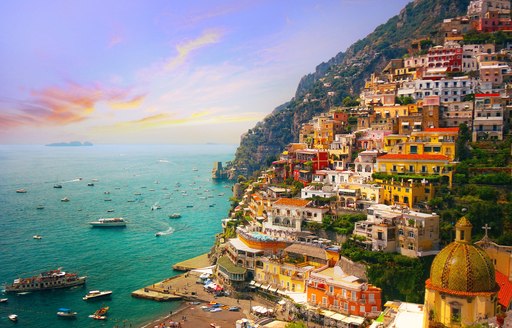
(307, 266), (382, 318)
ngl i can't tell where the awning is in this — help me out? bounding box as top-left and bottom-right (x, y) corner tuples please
(249, 280), (256, 286)
(260, 284), (270, 290)
(269, 287), (278, 292)
(255, 282), (262, 288)
(342, 316), (365, 325)
(401, 122), (409, 125)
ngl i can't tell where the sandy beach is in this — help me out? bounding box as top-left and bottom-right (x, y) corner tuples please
(139, 270), (276, 328)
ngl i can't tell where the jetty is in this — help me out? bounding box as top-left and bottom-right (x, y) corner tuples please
(132, 271), (211, 302)
(132, 253), (212, 302)
(172, 253), (210, 271)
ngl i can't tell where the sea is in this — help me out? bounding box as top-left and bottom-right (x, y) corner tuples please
(0, 144), (236, 327)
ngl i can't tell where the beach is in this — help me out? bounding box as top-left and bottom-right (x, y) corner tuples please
(139, 271), (276, 328)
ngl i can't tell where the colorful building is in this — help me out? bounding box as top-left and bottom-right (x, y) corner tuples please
(424, 217), (499, 327)
(307, 265), (382, 318)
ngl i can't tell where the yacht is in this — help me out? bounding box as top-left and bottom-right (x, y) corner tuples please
(83, 290), (112, 300)
(89, 217), (126, 227)
(4, 268), (86, 292)
(57, 308), (77, 318)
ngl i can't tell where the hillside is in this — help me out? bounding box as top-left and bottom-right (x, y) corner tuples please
(231, 0), (470, 177)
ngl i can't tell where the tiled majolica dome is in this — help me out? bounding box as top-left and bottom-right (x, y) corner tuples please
(429, 217), (497, 293)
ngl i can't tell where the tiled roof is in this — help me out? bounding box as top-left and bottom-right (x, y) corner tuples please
(274, 198), (311, 207)
(476, 93), (500, 98)
(496, 271), (512, 308)
(377, 154), (449, 161)
(425, 279), (497, 297)
(424, 127), (459, 133)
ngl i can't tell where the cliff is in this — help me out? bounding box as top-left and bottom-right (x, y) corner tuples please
(231, 0), (470, 177)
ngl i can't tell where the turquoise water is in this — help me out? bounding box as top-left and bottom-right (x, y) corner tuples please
(0, 144), (235, 327)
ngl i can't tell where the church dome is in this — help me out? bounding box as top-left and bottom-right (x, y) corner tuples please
(429, 217), (497, 293)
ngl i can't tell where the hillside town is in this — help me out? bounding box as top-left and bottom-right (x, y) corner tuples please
(210, 1), (512, 327)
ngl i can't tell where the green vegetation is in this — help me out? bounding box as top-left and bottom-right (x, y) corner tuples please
(341, 239), (433, 303)
(232, 0), (470, 176)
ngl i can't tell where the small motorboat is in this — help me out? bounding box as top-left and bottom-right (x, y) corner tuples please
(83, 290), (112, 300)
(89, 306), (109, 319)
(57, 308), (77, 318)
(106, 209), (115, 213)
(36, 205), (45, 210)
(0, 298), (8, 303)
(8, 314), (18, 322)
(89, 314), (106, 320)
(169, 213), (181, 219)
(155, 232), (164, 237)
(16, 189), (27, 193)
(87, 183), (94, 186)
(53, 184), (62, 189)
(61, 197), (70, 202)
(33, 235), (42, 240)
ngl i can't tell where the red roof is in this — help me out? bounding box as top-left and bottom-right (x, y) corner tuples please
(424, 127), (459, 133)
(377, 154), (449, 161)
(274, 198), (311, 207)
(496, 271), (512, 308)
(476, 93), (500, 98)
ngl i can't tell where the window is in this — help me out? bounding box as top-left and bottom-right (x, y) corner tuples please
(422, 166), (427, 173)
(322, 297), (327, 306)
(329, 286), (334, 294)
(311, 294), (316, 303)
(410, 145), (418, 154)
(342, 289), (347, 298)
(408, 231), (415, 238)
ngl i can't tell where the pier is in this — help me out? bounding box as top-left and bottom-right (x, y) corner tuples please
(172, 253), (211, 271)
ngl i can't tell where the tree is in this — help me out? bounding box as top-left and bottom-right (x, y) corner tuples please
(456, 123), (472, 161)
(395, 95), (415, 105)
(285, 321), (307, 328)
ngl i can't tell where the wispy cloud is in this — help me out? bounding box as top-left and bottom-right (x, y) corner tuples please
(165, 30), (223, 71)
(0, 82), (143, 129)
(109, 94), (145, 110)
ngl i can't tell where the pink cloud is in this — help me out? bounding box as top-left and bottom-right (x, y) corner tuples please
(0, 82), (144, 128)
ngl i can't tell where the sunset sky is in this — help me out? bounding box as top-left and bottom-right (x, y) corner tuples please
(0, 0), (410, 145)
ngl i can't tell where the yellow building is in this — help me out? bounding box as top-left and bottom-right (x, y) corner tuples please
(376, 179), (435, 208)
(383, 134), (409, 153)
(376, 154), (451, 175)
(424, 217), (499, 327)
(373, 104), (417, 119)
(254, 243), (339, 294)
(384, 128), (459, 161)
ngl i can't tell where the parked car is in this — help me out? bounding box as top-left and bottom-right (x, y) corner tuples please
(228, 306), (241, 312)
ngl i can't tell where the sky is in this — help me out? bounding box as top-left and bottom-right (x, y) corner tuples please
(0, 0), (411, 145)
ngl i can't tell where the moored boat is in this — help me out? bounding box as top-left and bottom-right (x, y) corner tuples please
(169, 213), (181, 219)
(89, 306), (109, 320)
(57, 308), (77, 318)
(83, 290), (112, 300)
(89, 218), (126, 227)
(36, 205), (44, 210)
(16, 189), (27, 193)
(8, 314), (17, 322)
(53, 184), (62, 189)
(61, 197), (70, 202)
(4, 268), (86, 293)
(0, 298), (8, 303)
(33, 235), (42, 240)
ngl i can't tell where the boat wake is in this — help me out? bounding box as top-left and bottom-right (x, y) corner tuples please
(155, 226), (175, 237)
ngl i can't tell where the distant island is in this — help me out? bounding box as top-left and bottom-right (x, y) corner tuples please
(45, 141), (93, 147)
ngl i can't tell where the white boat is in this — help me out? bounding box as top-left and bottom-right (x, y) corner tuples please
(8, 314), (17, 322)
(36, 205), (44, 210)
(89, 218), (126, 227)
(33, 235), (42, 240)
(57, 308), (77, 318)
(5, 268), (86, 293)
(155, 232), (164, 237)
(151, 203), (161, 211)
(0, 298), (8, 303)
(169, 213), (181, 219)
(16, 189), (27, 193)
(83, 290), (112, 300)
(61, 197), (70, 202)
